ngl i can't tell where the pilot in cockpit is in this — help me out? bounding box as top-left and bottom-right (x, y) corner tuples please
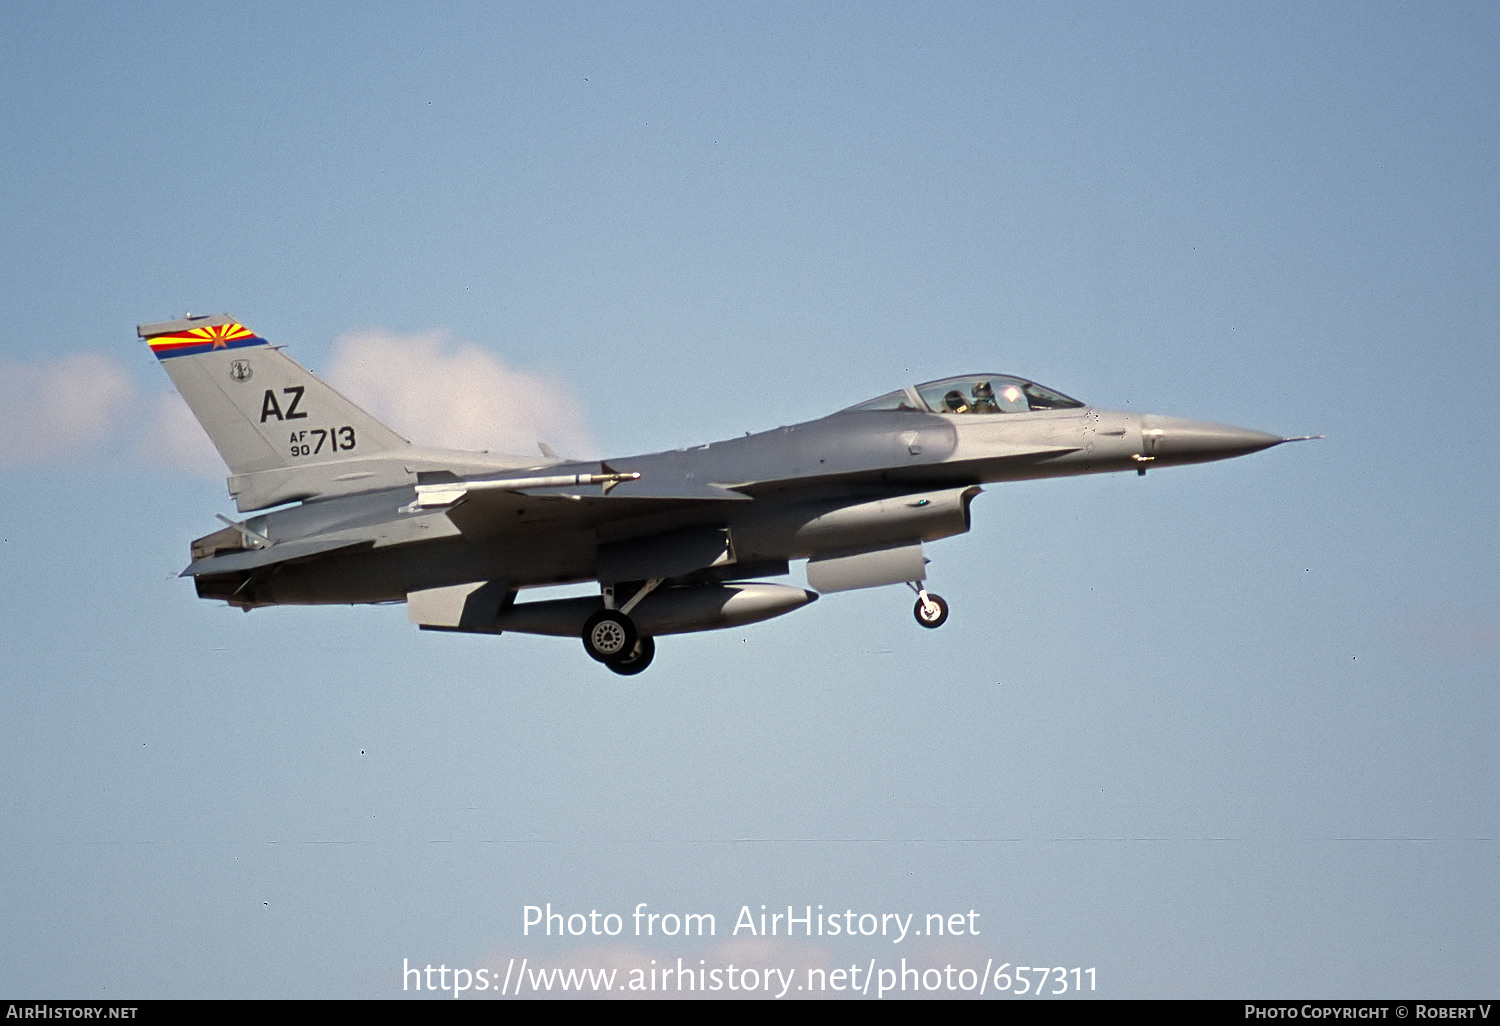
(972, 380), (998, 412)
(943, 389), (970, 413)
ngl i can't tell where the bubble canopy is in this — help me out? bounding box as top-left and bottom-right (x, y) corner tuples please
(840, 375), (1086, 415)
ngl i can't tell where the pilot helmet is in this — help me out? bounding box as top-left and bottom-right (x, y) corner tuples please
(973, 380), (994, 400)
(943, 389), (968, 412)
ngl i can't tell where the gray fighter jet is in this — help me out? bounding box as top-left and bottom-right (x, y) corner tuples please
(141, 314), (1312, 675)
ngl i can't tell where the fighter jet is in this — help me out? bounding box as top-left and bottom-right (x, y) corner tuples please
(141, 314), (1312, 675)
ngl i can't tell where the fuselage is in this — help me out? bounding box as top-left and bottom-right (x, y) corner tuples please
(196, 393), (1285, 609)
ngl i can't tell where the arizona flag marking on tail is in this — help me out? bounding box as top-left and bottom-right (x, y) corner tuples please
(146, 320), (267, 360)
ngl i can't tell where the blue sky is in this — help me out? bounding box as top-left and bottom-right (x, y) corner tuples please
(1, 1), (1496, 999)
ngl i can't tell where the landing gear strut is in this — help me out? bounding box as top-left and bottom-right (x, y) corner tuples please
(909, 584), (949, 629)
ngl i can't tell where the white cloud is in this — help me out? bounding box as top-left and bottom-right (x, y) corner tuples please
(136, 389), (223, 477)
(328, 329), (595, 459)
(0, 353), (136, 468)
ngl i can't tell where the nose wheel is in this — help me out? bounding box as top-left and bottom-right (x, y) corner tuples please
(911, 587), (949, 629)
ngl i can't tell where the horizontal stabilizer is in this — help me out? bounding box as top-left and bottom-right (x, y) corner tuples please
(182, 536), (373, 577)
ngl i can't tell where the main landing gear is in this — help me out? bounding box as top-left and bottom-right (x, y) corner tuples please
(582, 608), (636, 660)
(607, 634), (655, 676)
(582, 580), (661, 675)
(909, 583), (949, 629)
(582, 608), (656, 675)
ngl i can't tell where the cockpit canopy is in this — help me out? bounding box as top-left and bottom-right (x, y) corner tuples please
(841, 375), (1085, 415)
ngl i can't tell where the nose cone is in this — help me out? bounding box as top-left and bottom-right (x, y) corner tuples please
(1140, 415), (1287, 466)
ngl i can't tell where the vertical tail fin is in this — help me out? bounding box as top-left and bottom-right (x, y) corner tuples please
(139, 314), (409, 478)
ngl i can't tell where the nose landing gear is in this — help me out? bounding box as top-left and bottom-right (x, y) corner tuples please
(909, 583), (949, 629)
